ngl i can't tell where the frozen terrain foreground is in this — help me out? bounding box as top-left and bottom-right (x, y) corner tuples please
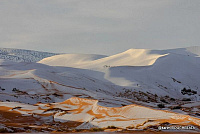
(0, 46), (200, 132)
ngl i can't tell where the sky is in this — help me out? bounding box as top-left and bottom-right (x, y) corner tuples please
(0, 0), (200, 55)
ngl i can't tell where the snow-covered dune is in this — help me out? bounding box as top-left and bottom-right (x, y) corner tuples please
(1, 47), (200, 104)
(1, 46), (200, 132)
(39, 46), (200, 70)
(38, 47), (200, 100)
(0, 97), (199, 130)
(39, 54), (107, 68)
(39, 49), (167, 70)
(0, 60), (126, 106)
(105, 53), (200, 98)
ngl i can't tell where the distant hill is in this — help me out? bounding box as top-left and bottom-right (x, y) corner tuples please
(0, 48), (58, 62)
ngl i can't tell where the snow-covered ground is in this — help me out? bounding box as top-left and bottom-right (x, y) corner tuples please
(0, 97), (200, 131)
(39, 46), (200, 101)
(0, 46), (200, 132)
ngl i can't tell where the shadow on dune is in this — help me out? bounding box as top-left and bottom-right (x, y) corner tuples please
(106, 52), (200, 99)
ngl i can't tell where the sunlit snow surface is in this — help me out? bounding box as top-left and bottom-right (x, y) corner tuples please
(0, 46), (200, 132)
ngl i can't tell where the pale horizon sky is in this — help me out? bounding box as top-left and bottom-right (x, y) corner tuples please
(0, 0), (200, 55)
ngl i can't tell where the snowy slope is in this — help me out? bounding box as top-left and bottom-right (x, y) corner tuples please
(0, 59), (127, 106)
(39, 49), (167, 70)
(0, 46), (200, 132)
(39, 53), (107, 68)
(105, 54), (200, 98)
(39, 46), (200, 69)
(1, 46), (200, 103)
(39, 46), (200, 100)
(0, 48), (58, 62)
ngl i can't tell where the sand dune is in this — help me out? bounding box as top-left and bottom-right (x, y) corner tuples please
(0, 97), (199, 130)
(39, 49), (168, 70)
(0, 47), (200, 132)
